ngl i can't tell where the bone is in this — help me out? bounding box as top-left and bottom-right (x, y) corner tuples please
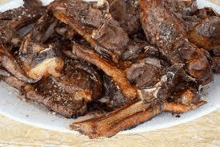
(72, 43), (137, 101)
(0, 46), (40, 83)
(163, 101), (206, 113)
(70, 100), (160, 138)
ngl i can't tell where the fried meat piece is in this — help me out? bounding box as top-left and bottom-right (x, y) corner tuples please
(18, 13), (64, 80)
(139, 0), (213, 85)
(0, 45), (38, 83)
(188, 16), (220, 50)
(2, 57), (102, 118)
(49, 0), (129, 61)
(0, 0), (46, 46)
(70, 64), (204, 138)
(71, 43), (137, 102)
(108, 0), (140, 34)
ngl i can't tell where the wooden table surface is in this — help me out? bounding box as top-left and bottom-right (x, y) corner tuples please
(0, 0), (220, 146)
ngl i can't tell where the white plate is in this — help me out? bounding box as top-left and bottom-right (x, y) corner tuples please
(0, 0), (219, 135)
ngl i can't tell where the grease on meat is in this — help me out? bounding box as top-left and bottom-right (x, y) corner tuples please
(0, 0), (219, 139)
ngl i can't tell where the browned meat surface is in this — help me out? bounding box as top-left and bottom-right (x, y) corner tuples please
(139, 0), (213, 85)
(24, 77), (88, 118)
(23, 0), (42, 7)
(3, 58), (102, 118)
(166, 1), (219, 51)
(18, 12), (64, 80)
(182, 7), (218, 32)
(101, 74), (127, 108)
(70, 64), (204, 138)
(0, 0), (43, 20)
(162, 0), (196, 15)
(212, 57), (220, 73)
(51, 59), (102, 102)
(3, 75), (26, 90)
(71, 43), (137, 102)
(0, 0), (219, 139)
(0, 45), (39, 83)
(108, 0), (140, 34)
(188, 16), (220, 50)
(55, 22), (76, 39)
(31, 58), (101, 117)
(49, 0), (129, 61)
(121, 39), (148, 61)
(19, 40), (64, 79)
(125, 57), (165, 89)
(0, 0), (45, 47)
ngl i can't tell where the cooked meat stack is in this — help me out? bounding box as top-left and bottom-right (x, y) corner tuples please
(0, 0), (219, 138)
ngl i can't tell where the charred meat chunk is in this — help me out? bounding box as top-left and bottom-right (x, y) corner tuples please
(3, 57), (102, 118)
(126, 57), (165, 89)
(101, 74), (127, 108)
(19, 41), (64, 80)
(0, 0), (219, 139)
(70, 64), (205, 138)
(162, 0), (197, 16)
(18, 12), (64, 80)
(108, 0), (140, 34)
(49, 0), (129, 61)
(51, 59), (102, 103)
(0, 45), (38, 83)
(188, 16), (220, 50)
(0, 0), (46, 47)
(31, 58), (102, 117)
(211, 57), (220, 73)
(71, 43), (137, 102)
(139, 0), (213, 85)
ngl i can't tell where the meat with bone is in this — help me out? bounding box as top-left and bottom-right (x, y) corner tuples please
(0, 45), (39, 83)
(51, 59), (102, 103)
(139, 0), (213, 85)
(162, 0), (197, 16)
(188, 16), (220, 51)
(71, 42), (137, 102)
(18, 12), (64, 80)
(3, 57), (102, 118)
(108, 0), (140, 34)
(70, 64), (204, 138)
(100, 74), (127, 108)
(49, 0), (129, 61)
(68, 38), (205, 138)
(125, 57), (166, 89)
(0, 0), (46, 47)
(211, 57), (220, 73)
(0, 0), (219, 139)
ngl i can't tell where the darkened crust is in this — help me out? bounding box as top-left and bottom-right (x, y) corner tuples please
(0, 0), (219, 139)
